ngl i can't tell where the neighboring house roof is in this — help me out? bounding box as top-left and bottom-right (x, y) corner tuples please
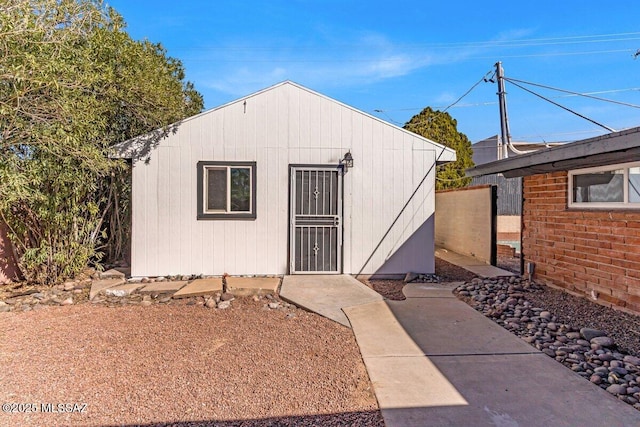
(466, 127), (640, 178)
(112, 80), (457, 164)
(471, 135), (564, 166)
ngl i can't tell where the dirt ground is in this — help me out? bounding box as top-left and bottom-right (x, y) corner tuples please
(0, 298), (383, 427)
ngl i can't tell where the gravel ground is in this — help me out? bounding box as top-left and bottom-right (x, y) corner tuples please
(496, 254), (521, 274)
(456, 277), (640, 410)
(0, 299), (383, 427)
(438, 256), (640, 356)
(524, 285), (640, 356)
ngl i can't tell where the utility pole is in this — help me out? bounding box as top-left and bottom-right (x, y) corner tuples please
(496, 61), (511, 160)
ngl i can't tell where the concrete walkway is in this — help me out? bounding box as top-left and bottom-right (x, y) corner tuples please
(280, 275), (382, 327)
(436, 245), (515, 277)
(344, 283), (640, 427)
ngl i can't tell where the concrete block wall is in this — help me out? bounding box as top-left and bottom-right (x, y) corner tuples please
(435, 185), (495, 265)
(497, 215), (521, 242)
(523, 171), (640, 314)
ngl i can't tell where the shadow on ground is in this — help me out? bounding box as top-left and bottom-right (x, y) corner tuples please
(101, 410), (384, 427)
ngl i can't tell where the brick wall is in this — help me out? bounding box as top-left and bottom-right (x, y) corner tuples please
(523, 171), (640, 314)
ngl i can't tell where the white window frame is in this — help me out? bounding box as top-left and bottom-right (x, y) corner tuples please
(197, 161), (256, 220)
(568, 161), (640, 209)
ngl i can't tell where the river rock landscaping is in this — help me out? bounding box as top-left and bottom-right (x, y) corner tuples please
(456, 276), (640, 411)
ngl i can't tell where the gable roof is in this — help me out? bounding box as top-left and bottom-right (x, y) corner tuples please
(466, 127), (640, 178)
(112, 81), (456, 163)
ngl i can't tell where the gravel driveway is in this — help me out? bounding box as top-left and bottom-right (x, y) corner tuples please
(0, 299), (383, 426)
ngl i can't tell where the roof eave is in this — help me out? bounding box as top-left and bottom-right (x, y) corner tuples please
(466, 127), (640, 178)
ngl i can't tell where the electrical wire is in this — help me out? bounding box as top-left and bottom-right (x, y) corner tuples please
(504, 77), (640, 109)
(174, 32), (640, 52)
(388, 68), (495, 127)
(441, 70), (495, 114)
(504, 79), (615, 132)
(376, 87), (639, 114)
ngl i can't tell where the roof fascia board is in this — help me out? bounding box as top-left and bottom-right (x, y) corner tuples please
(467, 127), (640, 178)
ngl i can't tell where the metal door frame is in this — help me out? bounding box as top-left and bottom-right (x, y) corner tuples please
(289, 165), (343, 274)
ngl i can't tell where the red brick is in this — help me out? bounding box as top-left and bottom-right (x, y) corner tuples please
(624, 235), (640, 245)
(622, 276), (640, 288)
(622, 244), (640, 254)
(627, 285), (640, 297)
(625, 269), (640, 280)
(627, 294), (640, 306)
(584, 267), (612, 281)
(596, 263), (627, 276)
(598, 293), (625, 306)
(616, 258), (640, 271)
(597, 248), (626, 259)
(626, 301), (640, 313)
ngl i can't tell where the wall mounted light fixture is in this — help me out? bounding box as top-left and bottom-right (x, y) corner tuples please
(341, 150), (354, 171)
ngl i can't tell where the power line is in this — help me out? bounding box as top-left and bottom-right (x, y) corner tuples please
(504, 77), (640, 109)
(181, 48), (636, 63)
(376, 87), (640, 114)
(441, 70), (494, 114)
(504, 79), (615, 132)
(376, 68), (494, 126)
(171, 31), (640, 52)
(470, 48), (635, 60)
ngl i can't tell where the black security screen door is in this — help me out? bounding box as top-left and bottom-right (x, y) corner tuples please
(290, 167), (342, 274)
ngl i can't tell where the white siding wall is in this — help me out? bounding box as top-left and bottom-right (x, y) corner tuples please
(130, 83), (452, 277)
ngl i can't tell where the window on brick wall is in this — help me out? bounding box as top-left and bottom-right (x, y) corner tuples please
(569, 162), (640, 208)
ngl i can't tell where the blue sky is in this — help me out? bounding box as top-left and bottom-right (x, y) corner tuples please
(107, 0), (640, 143)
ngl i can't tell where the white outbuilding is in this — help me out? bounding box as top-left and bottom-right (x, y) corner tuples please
(114, 81), (456, 278)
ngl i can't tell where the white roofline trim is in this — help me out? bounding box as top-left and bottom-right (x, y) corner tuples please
(111, 81), (456, 162)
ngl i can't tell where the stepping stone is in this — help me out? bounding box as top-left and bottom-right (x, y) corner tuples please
(90, 278), (125, 300)
(104, 282), (146, 297)
(402, 282), (461, 298)
(172, 278), (222, 299)
(226, 277), (280, 296)
(139, 281), (188, 295)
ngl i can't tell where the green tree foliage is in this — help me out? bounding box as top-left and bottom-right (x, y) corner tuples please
(0, 0), (204, 284)
(403, 107), (474, 191)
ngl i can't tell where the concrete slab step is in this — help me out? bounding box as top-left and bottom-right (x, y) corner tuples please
(104, 282), (146, 297)
(89, 278), (125, 300)
(172, 278), (222, 299)
(402, 282), (462, 298)
(139, 281), (188, 295)
(226, 277), (280, 296)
